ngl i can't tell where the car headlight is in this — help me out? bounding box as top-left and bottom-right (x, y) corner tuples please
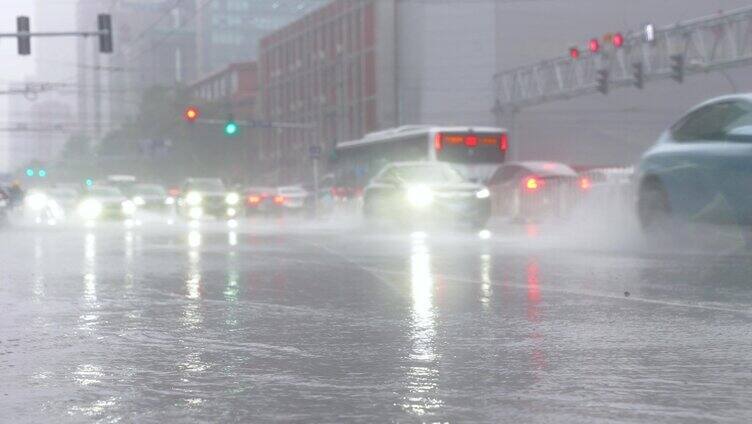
(164, 196), (175, 205)
(188, 206), (203, 220)
(225, 192), (240, 205)
(26, 192), (48, 211)
(133, 196), (146, 206)
(78, 199), (103, 220)
(475, 188), (490, 199)
(406, 185), (434, 208)
(122, 200), (137, 216)
(186, 191), (202, 206)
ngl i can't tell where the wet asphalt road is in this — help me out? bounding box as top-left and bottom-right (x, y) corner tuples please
(1, 217), (752, 423)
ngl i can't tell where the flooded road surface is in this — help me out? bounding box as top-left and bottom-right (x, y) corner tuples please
(1, 220), (752, 423)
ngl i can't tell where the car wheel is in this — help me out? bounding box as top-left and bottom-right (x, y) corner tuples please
(638, 179), (672, 234)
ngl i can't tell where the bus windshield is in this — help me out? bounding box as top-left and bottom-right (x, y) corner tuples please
(436, 133), (507, 164)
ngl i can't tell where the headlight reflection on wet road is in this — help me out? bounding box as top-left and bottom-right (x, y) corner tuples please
(183, 230), (204, 328)
(402, 231), (443, 416)
(480, 253), (492, 310)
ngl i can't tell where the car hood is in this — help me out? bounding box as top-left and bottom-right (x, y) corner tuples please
(409, 182), (484, 192)
(188, 190), (227, 197)
(84, 195), (126, 204)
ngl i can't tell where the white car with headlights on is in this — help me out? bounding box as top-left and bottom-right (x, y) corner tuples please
(24, 189), (67, 225)
(362, 162), (491, 229)
(178, 178), (239, 220)
(77, 186), (136, 221)
(128, 183), (174, 214)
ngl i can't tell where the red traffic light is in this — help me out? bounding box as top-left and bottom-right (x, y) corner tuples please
(612, 32), (624, 48)
(569, 47), (580, 59)
(184, 106), (200, 122)
(588, 38), (600, 53)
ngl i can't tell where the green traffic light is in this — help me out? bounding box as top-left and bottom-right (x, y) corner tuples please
(224, 121), (239, 136)
(25, 168), (34, 177)
(38, 169), (47, 178)
(85, 178), (94, 187)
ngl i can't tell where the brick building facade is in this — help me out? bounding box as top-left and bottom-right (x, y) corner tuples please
(258, 0), (497, 184)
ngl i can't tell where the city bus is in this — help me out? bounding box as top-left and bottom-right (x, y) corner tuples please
(334, 125), (508, 191)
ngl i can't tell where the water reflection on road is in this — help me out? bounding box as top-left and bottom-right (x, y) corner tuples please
(402, 231), (442, 416)
(3, 220), (752, 423)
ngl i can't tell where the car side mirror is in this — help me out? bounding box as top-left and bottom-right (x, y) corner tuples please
(728, 125), (752, 143)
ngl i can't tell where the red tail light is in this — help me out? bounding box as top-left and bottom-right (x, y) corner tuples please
(579, 177), (592, 190)
(465, 135), (478, 147)
(273, 195), (285, 204)
(248, 195), (261, 204)
(169, 188), (180, 197)
(524, 177), (543, 192)
(500, 133), (508, 151)
(331, 187), (349, 198)
(434, 133), (442, 151)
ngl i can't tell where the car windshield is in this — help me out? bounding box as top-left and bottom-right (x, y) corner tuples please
(87, 187), (122, 197)
(187, 179), (225, 192)
(132, 184), (166, 196)
(392, 165), (466, 184)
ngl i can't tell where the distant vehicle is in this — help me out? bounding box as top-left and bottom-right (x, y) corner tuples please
(106, 174), (137, 194)
(275, 186), (308, 214)
(0, 186), (10, 224)
(335, 125), (509, 194)
(78, 185), (136, 221)
(178, 178), (238, 220)
(636, 95), (752, 231)
(243, 186), (276, 214)
(129, 183), (173, 214)
(302, 174), (362, 217)
(487, 161), (586, 222)
(23, 189), (65, 225)
(362, 161), (491, 229)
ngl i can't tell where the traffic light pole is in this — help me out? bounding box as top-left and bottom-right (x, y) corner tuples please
(0, 30), (109, 37)
(0, 14), (113, 54)
(492, 5), (752, 111)
(193, 118), (316, 130)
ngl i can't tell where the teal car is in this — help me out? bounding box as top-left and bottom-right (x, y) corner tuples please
(636, 95), (752, 230)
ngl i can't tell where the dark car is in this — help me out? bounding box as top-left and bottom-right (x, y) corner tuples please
(303, 174), (362, 217)
(363, 161), (491, 229)
(178, 178), (238, 220)
(243, 186), (276, 215)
